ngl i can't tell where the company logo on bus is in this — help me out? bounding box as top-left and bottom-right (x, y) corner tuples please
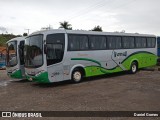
(114, 51), (127, 57)
(51, 72), (60, 77)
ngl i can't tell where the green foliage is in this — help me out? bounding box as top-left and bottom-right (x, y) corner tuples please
(23, 33), (28, 36)
(91, 25), (103, 32)
(59, 21), (72, 30)
(0, 34), (22, 46)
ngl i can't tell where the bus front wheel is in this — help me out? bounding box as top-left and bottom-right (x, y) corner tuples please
(130, 62), (138, 74)
(72, 70), (83, 83)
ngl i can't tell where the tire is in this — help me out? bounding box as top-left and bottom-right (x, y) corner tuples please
(130, 62), (138, 74)
(72, 70), (83, 83)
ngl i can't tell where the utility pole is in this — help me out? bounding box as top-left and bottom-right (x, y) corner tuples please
(48, 24), (53, 30)
(25, 29), (30, 35)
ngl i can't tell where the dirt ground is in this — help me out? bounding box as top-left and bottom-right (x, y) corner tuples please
(0, 67), (160, 120)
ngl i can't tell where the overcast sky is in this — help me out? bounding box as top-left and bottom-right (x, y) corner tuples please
(0, 0), (160, 35)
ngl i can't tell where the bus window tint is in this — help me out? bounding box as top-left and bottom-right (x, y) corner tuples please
(141, 38), (147, 48)
(68, 35), (88, 50)
(147, 38), (156, 48)
(46, 34), (65, 66)
(47, 44), (63, 65)
(79, 36), (89, 50)
(122, 37), (135, 49)
(107, 37), (115, 49)
(6, 41), (17, 67)
(152, 38), (156, 47)
(115, 37), (122, 49)
(89, 36), (106, 50)
(107, 36), (121, 49)
(135, 37), (141, 48)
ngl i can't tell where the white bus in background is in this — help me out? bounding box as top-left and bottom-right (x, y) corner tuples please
(6, 37), (26, 79)
(24, 29), (157, 83)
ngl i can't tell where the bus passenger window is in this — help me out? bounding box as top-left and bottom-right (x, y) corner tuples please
(122, 37), (134, 49)
(47, 44), (63, 65)
(141, 38), (147, 48)
(89, 36), (106, 50)
(147, 38), (156, 48)
(46, 34), (65, 66)
(68, 35), (88, 50)
(135, 37), (142, 48)
(107, 37), (116, 49)
(107, 36), (121, 49)
(115, 37), (122, 49)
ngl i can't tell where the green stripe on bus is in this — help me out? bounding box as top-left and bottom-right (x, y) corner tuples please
(9, 69), (22, 79)
(71, 52), (157, 77)
(84, 66), (122, 77)
(71, 58), (101, 66)
(26, 72), (50, 83)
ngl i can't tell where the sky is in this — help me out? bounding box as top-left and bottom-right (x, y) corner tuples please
(0, 0), (160, 35)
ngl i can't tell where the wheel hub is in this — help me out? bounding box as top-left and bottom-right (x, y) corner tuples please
(132, 65), (137, 72)
(73, 71), (81, 81)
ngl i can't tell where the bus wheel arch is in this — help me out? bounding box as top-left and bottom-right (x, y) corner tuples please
(130, 60), (138, 74)
(71, 66), (85, 83)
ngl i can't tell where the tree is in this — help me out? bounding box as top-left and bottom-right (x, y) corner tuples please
(23, 33), (28, 36)
(91, 25), (103, 32)
(59, 21), (72, 30)
(0, 34), (19, 46)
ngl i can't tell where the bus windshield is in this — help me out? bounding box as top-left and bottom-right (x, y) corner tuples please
(6, 41), (17, 67)
(24, 35), (43, 68)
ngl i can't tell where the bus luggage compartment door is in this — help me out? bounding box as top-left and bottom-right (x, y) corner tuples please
(111, 50), (127, 71)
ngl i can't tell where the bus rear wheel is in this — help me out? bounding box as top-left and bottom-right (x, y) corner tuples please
(130, 62), (138, 74)
(72, 70), (83, 83)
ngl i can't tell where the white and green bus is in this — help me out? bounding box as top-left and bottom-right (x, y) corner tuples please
(24, 29), (157, 83)
(6, 37), (26, 79)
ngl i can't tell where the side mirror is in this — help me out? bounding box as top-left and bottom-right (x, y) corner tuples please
(44, 44), (47, 54)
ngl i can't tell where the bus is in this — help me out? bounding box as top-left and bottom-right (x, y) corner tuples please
(6, 37), (26, 79)
(0, 48), (6, 69)
(0, 53), (6, 69)
(24, 29), (157, 83)
(157, 37), (160, 57)
(157, 36), (160, 64)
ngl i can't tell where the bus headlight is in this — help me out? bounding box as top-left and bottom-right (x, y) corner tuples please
(35, 70), (45, 77)
(12, 68), (19, 73)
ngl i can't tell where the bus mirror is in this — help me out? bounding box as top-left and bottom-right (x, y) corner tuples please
(44, 44), (47, 54)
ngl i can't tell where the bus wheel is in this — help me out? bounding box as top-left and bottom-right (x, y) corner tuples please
(130, 62), (138, 74)
(72, 70), (83, 83)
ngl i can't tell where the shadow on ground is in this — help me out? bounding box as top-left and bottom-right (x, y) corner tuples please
(31, 71), (130, 88)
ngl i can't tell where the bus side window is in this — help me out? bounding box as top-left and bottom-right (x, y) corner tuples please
(135, 37), (142, 48)
(141, 38), (147, 48)
(152, 38), (156, 47)
(122, 37), (135, 49)
(46, 34), (65, 66)
(107, 36), (121, 49)
(115, 37), (122, 49)
(89, 35), (106, 50)
(68, 35), (80, 50)
(147, 38), (156, 48)
(68, 34), (88, 51)
(107, 37), (116, 49)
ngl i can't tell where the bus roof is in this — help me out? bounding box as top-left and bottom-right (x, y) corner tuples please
(6, 36), (26, 43)
(29, 29), (156, 37)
